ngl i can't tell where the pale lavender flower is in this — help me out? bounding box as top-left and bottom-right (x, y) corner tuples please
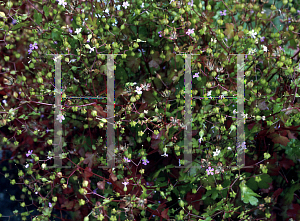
(124, 157), (131, 163)
(69, 28), (73, 33)
(158, 31), (162, 37)
(142, 159), (149, 165)
(206, 166), (214, 175)
(122, 181), (129, 186)
(49, 202), (52, 208)
(186, 28), (195, 36)
(187, 0), (193, 6)
(12, 19), (17, 25)
(260, 37), (265, 42)
(220, 10), (227, 16)
(122, 1), (129, 9)
(26, 150), (33, 157)
(56, 114), (65, 123)
(30, 43), (38, 50)
(193, 72), (199, 78)
(198, 137), (203, 143)
(135, 86), (143, 95)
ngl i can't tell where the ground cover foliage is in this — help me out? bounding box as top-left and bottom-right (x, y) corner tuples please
(1, 0), (300, 220)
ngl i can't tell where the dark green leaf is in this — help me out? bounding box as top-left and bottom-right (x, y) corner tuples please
(33, 10), (43, 25)
(43, 5), (49, 17)
(11, 21), (30, 31)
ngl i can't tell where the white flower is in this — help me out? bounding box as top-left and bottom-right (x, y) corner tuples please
(144, 110), (148, 114)
(141, 3), (144, 8)
(262, 45), (268, 52)
(25, 164), (29, 168)
(248, 29), (257, 39)
(228, 147), (231, 150)
(89, 47), (95, 53)
(233, 109), (237, 114)
(56, 114), (65, 123)
(135, 86), (143, 95)
(262, 116), (265, 121)
(248, 48), (256, 54)
(75, 28), (82, 35)
(57, 0), (67, 7)
(211, 38), (217, 44)
(207, 90), (212, 96)
(213, 149), (220, 157)
(161, 152), (168, 157)
(242, 113), (248, 119)
(122, 1), (129, 9)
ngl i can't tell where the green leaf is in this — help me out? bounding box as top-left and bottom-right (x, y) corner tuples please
(28, 111), (41, 116)
(211, 190), (218, 200)
(140, 185), (149, 199)
(33, 10), (43, 25)
(273, 103), (283, 113)
(43, 5), (49, 17)
(258, 174), (272, 189)
(283, 183), (300, 205)
(11, 21), (30, 31)
(240, 181), (261, 206)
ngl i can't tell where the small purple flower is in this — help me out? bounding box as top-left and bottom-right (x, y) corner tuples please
(245, 55), (248, 59)
(297, 10), (300, 14)
(193, 72), (199, 78)
(124, 157), (131, 163)
(26, 150), (33, 157)
(198, 138), (203, 143)
(107, 182), (112, 184)
(30, 43), (38, 50)
(279, 46), (284, 52)
(71, 18), (73, 21)
(28, 49), (32, 54)
(12, 19), (17, 25)
(260, 37), (265, 42)
(158, 31), (162, 37)
(142, 159), (149, 165)
(49, 202), (52, 208)
(186, 28), (195, 36)
(69, 28), (73, 33)
(53, 41), (57, 44)
(206, 166), (214, 175)
(250, 10), (254, 14)
(220, 10), (227, 16)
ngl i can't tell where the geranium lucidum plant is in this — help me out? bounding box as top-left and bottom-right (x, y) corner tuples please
(0, 0), (300, 220)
